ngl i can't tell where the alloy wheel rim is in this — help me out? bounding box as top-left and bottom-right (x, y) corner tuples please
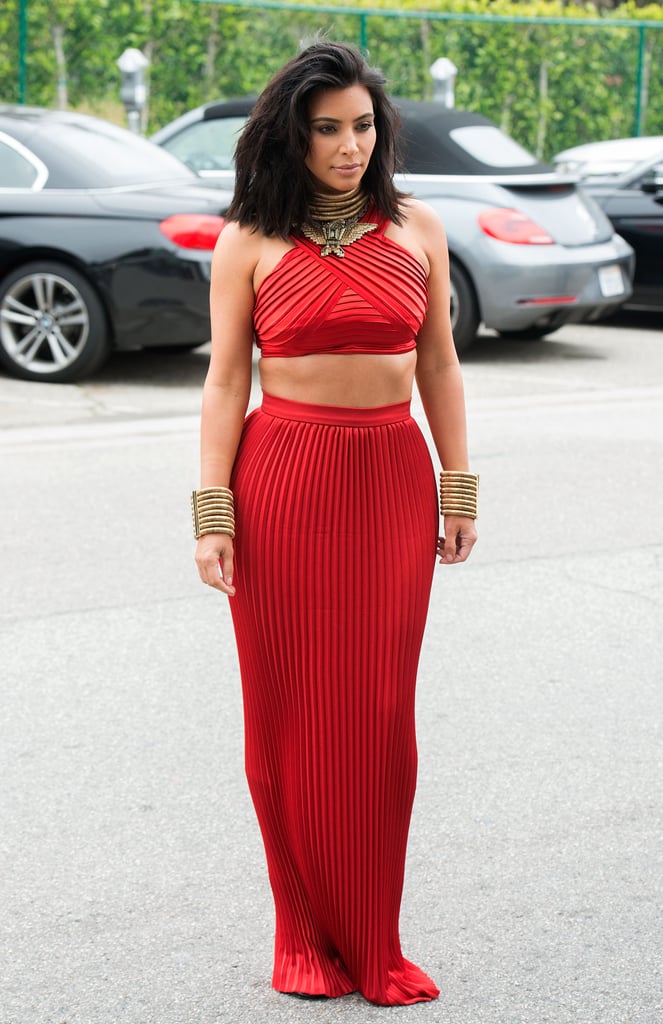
(0, 271), (90, 374)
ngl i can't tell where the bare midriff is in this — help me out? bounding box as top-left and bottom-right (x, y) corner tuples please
(258, 350), (417, 408)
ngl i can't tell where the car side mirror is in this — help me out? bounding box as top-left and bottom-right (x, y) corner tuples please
(640, 165), (663, 193)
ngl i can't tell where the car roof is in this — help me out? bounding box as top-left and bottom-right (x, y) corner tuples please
(200, 97), (257, 121)
(0, 105), (199, 188)
(0, 104), (146, 150)
(162, 96), (552, 176)
(394, 100), (552, 175)
(0, 104), (118, 131)
(555, 136), (663, 162)
(0, 104), (67, 120)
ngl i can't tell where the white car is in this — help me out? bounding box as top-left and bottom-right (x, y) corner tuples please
(554, 137), (663, 181)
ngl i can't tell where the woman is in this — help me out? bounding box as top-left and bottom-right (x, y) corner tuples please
(193, 40), (478, 1006)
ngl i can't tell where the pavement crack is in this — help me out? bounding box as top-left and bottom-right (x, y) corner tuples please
(0, 592), (210, 630)
(561, 565), (661, 607)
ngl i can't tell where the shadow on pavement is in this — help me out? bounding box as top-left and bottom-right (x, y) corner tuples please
(462, 330), (607, 365)
(95, 329), (609, 385)
(45, 308), (659, 389)
(602, 308), (661, 331)
(88, 344), (212, 389)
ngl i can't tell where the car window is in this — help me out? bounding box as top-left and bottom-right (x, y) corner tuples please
(0, 136), (46, 188)
(637, 162), (663, 190)
(449, 126), (537, 168)
(161, 117), (248, 172)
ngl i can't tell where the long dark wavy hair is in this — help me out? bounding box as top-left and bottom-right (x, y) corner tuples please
(226, 40), (406, 237)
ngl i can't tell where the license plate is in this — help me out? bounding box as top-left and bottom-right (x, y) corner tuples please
(598, 264), (625, 297)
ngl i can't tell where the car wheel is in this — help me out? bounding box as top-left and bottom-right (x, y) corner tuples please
(449, 260), (479, 355)
(0, 261), (111, 383)
(497, 325), (562, 341)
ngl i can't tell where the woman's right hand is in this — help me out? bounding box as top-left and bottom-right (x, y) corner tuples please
(195, 533), (236, 596)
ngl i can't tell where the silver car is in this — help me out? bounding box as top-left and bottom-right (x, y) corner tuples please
(153, 98), (635, 353)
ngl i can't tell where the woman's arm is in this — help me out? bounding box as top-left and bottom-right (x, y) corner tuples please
(195, 222), (257, 594)
(410, 201), (478, 564)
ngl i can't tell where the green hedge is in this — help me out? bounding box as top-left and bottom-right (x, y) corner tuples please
(1, 0), (661, 158)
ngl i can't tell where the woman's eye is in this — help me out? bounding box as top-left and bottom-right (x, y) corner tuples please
(318, 125), (335, 134)
(357, 121), (374, 132)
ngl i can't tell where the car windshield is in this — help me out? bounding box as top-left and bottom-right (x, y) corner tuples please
(448, 126), (538, 168)
(161, 116), (248, 172)
(31, 117), (196, 187)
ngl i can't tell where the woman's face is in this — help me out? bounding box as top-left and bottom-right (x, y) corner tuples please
(305, 84), (376, 195)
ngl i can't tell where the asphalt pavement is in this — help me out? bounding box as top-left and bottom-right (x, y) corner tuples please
(1, 317), (661, 1024)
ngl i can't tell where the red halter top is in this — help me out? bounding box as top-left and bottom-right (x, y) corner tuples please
(253, 209), (428, 358)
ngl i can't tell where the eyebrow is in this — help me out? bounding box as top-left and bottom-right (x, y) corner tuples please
(310, 112), (375, 123)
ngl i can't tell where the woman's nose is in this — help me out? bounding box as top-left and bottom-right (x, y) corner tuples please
(339, 131), (359, 154)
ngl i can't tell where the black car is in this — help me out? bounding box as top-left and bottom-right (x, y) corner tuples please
(0, 106), (233, 382)
(582, 149), (663, 312)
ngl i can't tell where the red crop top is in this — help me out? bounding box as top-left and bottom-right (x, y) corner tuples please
(253, 210), (428, 358)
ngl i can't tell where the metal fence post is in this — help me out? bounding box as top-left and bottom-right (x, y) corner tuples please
(359, 13), (368, 53)
(18, 0), (28, 103)
(634, 25), (646, 136)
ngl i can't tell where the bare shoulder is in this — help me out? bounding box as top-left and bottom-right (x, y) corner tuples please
(211, 222), (267, 295)
(213, 220), (262, 267)
(396, 197), (448, 276)
(399, 196), (447, 240)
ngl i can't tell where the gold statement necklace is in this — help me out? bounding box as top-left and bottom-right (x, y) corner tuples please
(300, 186), (377, 258)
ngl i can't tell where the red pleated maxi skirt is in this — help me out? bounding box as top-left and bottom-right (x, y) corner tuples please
(229, 392), (440, 1005)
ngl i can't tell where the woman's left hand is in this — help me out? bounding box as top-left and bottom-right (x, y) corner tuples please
(437, 515), (477, 565)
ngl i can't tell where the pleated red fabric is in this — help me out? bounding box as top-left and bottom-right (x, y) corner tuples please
(253, 209), (428, 358)
(229, 393), (440, 1005)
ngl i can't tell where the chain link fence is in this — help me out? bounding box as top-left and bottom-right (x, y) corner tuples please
(3, 0), (662, 158)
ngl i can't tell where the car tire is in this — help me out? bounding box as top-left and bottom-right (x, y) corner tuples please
(449, 260), (479, 355)
(497, 325), (562, 341)
(0, 261), (111, 383)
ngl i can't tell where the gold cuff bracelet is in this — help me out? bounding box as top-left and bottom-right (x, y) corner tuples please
(439, 470), (479, 520)
(191, 487), (236, 539)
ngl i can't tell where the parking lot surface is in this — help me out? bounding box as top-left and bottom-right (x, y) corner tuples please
(1, 317), (661, 1024)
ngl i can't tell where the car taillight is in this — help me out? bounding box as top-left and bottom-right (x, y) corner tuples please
(478, 208), (553, 245)
(160, 214), (226, 250)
